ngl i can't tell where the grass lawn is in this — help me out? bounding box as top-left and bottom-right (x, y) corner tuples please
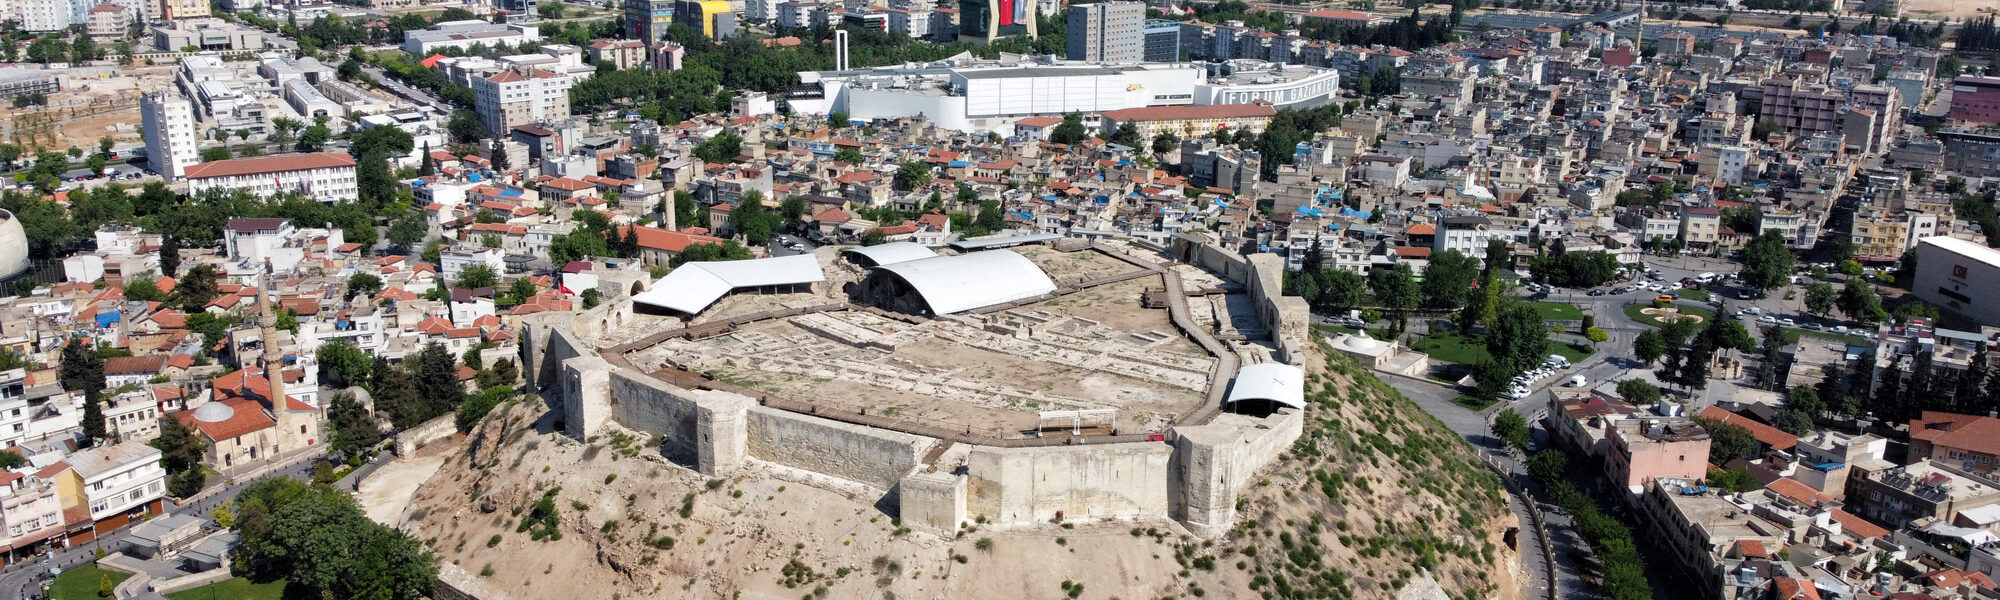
(1452, 395), (1497, 410)
(1623, 303), (1716, 327)
(1410, 331), (1493, 365)
(1551, 341), (1596, 363)
(1527, 302), (1584, 321)
(1677, 288), (1711, 302)
(166, 578), (290, 600)
(50, 563), (130, 600)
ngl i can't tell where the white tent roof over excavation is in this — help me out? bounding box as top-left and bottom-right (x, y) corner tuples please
(946, 232), (1063, 251)
(841, 241), (938, 266)
(1226, 363), (1305, 409)
(871, 250), (1057, 315)
(631, 254), (826, 314)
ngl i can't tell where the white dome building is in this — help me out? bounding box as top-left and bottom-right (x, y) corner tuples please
(0, 209), (27, 282)
(1326, 330), (1431, 377)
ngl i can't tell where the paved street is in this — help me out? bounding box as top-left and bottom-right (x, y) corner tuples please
(0, 458), (320, 600)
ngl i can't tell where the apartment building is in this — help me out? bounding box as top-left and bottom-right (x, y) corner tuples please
(68, 443), (166, 533)
(402, 20), (539, 54)
(1680, 207), (1722, 250)
(585, 39), (648, 70)
(1603, 417), (1712, 489)
(473, 68), (573, 138)
(141, 92), (198, 181)
(1759, 77), (1843, 136)
(1849, 207), (1937, 262)
(1950, 75), (2000, 124)
(1099, 103), (1275, 140)
(1065, 2), (1143, 63)
(1850, 461), (2000, 529)
(183, 153), (359, 202)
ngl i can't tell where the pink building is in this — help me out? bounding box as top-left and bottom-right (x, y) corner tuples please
(1603, 417), (1712, 490)
(1950, 75), (2000, 124)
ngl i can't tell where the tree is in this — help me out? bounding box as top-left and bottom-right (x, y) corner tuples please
(1698, 417), (1760, 463)
(1320, 269), (1366, 312)
(1616, 379), (1662, 405)
(860, 229), (888, 246)
(695, 130), (744, 164)
(158, 233), (181, 278)
(1739, 230), (1795, 292)
(1491, 409), (1530, 450)
(1472, 359), (1511, 402)
(347, 273), (384, 300)
(316, 340), (374, 390)
(326, 391), (379, 459)
(456, 264), (498, 289)
(1106, 122), (1141, 148)
(1757, 325), (1789, 390)
(1528, 250), (1621, 288)
(152, 416), (207, 476)
(830, 148), (863, 165)
(1486, 302), (1550, 375)
(729, 194), (781, 244)
(488, 139), (510, 170)
(778, 195), (807, 226)
(1150, 133), (1179, 154)
(124, 278), (164, 302)
(387, 212), (426, 251)
(59, 338), (104, 401)
(298, 124), (331, 151)
(1838, 277), (1885, 323)
(1804, 282), (1836, 317)
(1585, 327), (1609, 345)
(1633, 329), (1665, 367)
(1772, 410), (1815, 435)
(1367, 263), (1421, 330)
(408, 343), (463, 425)
(1049, 113), (1088, 145)
(1786, 386), (1826, 417)
(1418, 250), (1480, 309)
(81, 395), (106, 447)
(895, 160), (932, 191)
(99, 573), (113, 598)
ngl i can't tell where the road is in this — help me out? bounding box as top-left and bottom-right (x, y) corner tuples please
(356, 63), (450, 113)
(0, 458), (321, 600)
(1369, 251), (1778, 599)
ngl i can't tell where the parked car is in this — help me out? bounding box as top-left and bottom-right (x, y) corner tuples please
(1656, 295), (1677, 303)
(1758, 314), (1777, 323)
(1589, 289), (1606, 296)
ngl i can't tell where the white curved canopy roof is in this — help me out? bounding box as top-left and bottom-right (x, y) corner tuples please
(632, 254), (826, 315)
(1225, 363), (1305, 409)
(871, 250), (1056, 315)
(842, 242), (937, 266)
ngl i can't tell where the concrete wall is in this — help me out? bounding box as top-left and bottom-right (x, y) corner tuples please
(561, 356), (614, 438)
(518, 312), (587, 393)
(608, 369), (702, 463)
(900, 471), (967, 534)
(964, 442), (1173, 527)
(1172, 408), (1304, 537)
(1246, 253), (1310, 366)
(745, 405), (932, 492)
(393, 413), (458, 457)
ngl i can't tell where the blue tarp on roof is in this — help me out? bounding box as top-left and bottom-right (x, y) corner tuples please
(468, 173), (482, 182)
(1008, 211), (1034, 220)
(409, 179), (426, 186)
(95, 310), (120, 327)
(1044, 195), (1060, 202)
(1095, 195), (1109, 204)
(500, 189), (523, 197)
(1340, 208), (1372, 219)
(949, 160), (969, 167)
(1295, 207), (1323, 217)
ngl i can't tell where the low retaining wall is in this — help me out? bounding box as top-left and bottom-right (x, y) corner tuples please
(149, 567), (233, 595)
(965, 442), (1173, 528)
(394, 413), (458, 457)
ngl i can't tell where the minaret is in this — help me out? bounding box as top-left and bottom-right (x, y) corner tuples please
(259, 258), (284, 410)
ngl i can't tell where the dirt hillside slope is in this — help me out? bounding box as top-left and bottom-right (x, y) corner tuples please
(390, 341), (1523, 600)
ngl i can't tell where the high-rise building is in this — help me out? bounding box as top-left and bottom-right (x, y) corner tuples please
(141, 91), (198, 181)
(1065, 2), (1142, 63)
(625, 0), (673, 44)
(473, 67), (573, 137)
(673, 0), (735, 39)
(958, 0), (1035, 43)
(1143, 19), (1181, 62)
(19, 0), (68, 32)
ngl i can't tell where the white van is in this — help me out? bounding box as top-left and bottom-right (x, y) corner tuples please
(1567, 375), (1587, 388)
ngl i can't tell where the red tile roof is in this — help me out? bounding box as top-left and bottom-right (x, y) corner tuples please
(1699, 406), (1798, 452)
(624, 226), (724, 253)
(1911, 411), (2000, 458)
(1830, 508), (1889, 539)
(183, 153), (356, 180)
(172, 398), (277, 442)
